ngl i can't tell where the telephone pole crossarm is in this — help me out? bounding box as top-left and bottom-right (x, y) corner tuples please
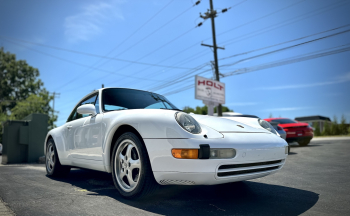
(201, 43), (225, 50)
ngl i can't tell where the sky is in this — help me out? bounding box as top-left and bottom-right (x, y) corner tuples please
(0, 0), (349, 126)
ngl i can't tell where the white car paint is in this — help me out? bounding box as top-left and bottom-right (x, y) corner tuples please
(45, 88), (288, 185)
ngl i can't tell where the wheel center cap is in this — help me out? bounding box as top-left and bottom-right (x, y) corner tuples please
(122, 163), (127, 168)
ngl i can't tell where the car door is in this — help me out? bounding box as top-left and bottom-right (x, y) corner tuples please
(65, 94), (103, 165)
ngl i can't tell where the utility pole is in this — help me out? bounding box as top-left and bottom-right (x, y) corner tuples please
(51, 92), (60, 127)
(200, 0), (224, 116)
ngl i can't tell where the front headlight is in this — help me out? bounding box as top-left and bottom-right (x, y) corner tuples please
(258, 119), (277, 135)
(175, 112), (202, 134)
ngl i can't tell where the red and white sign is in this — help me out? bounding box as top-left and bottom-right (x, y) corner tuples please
(195, 75), (225, 104)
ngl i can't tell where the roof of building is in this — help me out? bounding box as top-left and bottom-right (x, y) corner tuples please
(295, 115), (331, 122)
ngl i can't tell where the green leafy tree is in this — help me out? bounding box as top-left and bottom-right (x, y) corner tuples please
(330, 115), (340, 135)
(214, 106), (233, 113)
(10, 94), (57, 127)
(183, 105), (233, 115)
(322, 122), (331, 136)
(0, 47), (44, 113)
(339, 115), (348, 135)
(314, 122), (321, 136)
(0, 47), (56, 143)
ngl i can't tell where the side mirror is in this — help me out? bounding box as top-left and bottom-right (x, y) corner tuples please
(77, 104), (97, 116)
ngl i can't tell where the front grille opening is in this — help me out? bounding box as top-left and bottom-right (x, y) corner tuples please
(217, 166), (279, 177)
(219, 160), (282, 170)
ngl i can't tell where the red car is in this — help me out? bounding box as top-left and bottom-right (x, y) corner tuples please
(264, 118), (313, 146)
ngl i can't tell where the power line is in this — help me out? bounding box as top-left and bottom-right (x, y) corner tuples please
(220, 28), (350, 67)
(55, 0), (176, 90)
(219, 23), (350, 60)
(222, 45), (350, 77)
(0, 38), (171, 82)
(161, 44), (350, 96)
(0, 36), (194, 70)
(157, 0), (349, 79)
(220, 0), (348, 46)
(215, 0), (307, 38)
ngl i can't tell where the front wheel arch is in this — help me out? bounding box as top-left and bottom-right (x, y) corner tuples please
(108, 125), (149, 170)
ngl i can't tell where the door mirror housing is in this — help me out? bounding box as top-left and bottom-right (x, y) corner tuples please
(77, 104), (97, 116)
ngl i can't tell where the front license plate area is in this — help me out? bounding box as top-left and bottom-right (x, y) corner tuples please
(297, 130), (303, 136)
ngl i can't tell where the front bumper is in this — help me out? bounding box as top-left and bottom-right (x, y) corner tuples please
(144, 132), (288, 185)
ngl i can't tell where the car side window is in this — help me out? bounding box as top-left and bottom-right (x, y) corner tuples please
(67, 94), (98, 122)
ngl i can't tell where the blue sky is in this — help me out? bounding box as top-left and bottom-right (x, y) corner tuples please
(0, 0), (349, 126)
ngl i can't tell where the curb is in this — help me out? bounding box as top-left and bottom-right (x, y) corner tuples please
(0, 198), (15, 216)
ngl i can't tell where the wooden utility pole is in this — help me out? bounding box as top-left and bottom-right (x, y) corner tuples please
(200, 0), (224, 116)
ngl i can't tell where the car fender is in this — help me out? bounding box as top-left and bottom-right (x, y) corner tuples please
(101, 109), (223, 172)
(44, 126), (69, 165)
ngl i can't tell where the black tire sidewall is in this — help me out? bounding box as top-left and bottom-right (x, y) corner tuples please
(111, 132), (151, 198)
(46, 138), (70, 176)
(46, 139), (58, 176)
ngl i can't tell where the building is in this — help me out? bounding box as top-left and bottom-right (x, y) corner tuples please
(295, 115), (331, 132)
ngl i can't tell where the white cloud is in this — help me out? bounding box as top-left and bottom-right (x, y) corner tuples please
(255, 72), (350, 90)
(64, 1), (124, 43)
(225, 102), (258, 106)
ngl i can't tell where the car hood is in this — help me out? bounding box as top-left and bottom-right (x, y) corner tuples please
(279, 122), (309, 128)
(191, 114), (269, 133)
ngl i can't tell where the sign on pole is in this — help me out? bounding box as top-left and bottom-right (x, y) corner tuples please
(195, 75), (225, 116)
(195, 75), (225, 104)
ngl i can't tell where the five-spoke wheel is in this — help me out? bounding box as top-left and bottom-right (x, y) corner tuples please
(111, 132), (158, 199)
(46, 142), (55, 173)
(45, 139), (70, 177)
(115, 140), (141, 192)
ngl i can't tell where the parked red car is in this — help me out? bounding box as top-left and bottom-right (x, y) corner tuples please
(264, 118), (313, 146)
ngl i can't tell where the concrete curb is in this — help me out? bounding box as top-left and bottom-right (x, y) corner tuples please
(0, 197), (15, 216)
(312, 137), (350, 141)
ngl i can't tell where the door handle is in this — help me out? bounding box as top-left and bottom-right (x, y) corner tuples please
(67, 125), (72, 129)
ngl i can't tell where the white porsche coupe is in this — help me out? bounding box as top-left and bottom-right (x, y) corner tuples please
(45, 88), (288, 199)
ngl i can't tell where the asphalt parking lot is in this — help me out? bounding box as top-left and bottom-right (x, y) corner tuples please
(0, 137), (349, 216)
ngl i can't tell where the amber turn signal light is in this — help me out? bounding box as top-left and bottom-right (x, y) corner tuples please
(172, 149), (199, 159)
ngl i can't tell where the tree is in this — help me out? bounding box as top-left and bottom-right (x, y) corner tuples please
(183, 105), (233, 115)
(0, 47), (57, 143)
(0, 47), (44, 113)
(322, 121), (331, 136)
(314, 122), (321, 136)
(330, 115), (340, 135)
(339, 115), (347, 135)
(10, 93), (57, 127)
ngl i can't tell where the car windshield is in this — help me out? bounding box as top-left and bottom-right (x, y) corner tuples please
(270, 119), (298, 124)
(102, 88), (179, 111)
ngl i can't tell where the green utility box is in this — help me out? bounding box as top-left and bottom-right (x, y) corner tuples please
(1, 113), (48, 164)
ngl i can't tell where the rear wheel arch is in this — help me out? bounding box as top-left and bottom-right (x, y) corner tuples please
(45, 135), (54, 154)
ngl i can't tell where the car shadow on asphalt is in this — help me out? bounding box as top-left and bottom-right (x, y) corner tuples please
(49, 169), (319, 216)
(290, 144), (322, 148)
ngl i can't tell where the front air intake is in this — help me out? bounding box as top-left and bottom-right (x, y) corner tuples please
(159, 180), (195, 185)
(217, 159), (283, 178)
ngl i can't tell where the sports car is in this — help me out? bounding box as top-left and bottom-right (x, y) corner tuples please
(44, 88), (288, 199)
(265, 117), (314, 146)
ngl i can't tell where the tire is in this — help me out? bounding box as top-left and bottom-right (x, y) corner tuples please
(111, 132), (158, 199)
(46, 139), (71, 177)
(298, 139), (310, 146)
(288, 145), (291, 154)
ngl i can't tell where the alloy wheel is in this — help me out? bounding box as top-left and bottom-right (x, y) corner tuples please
(114, 139), (141, 192)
